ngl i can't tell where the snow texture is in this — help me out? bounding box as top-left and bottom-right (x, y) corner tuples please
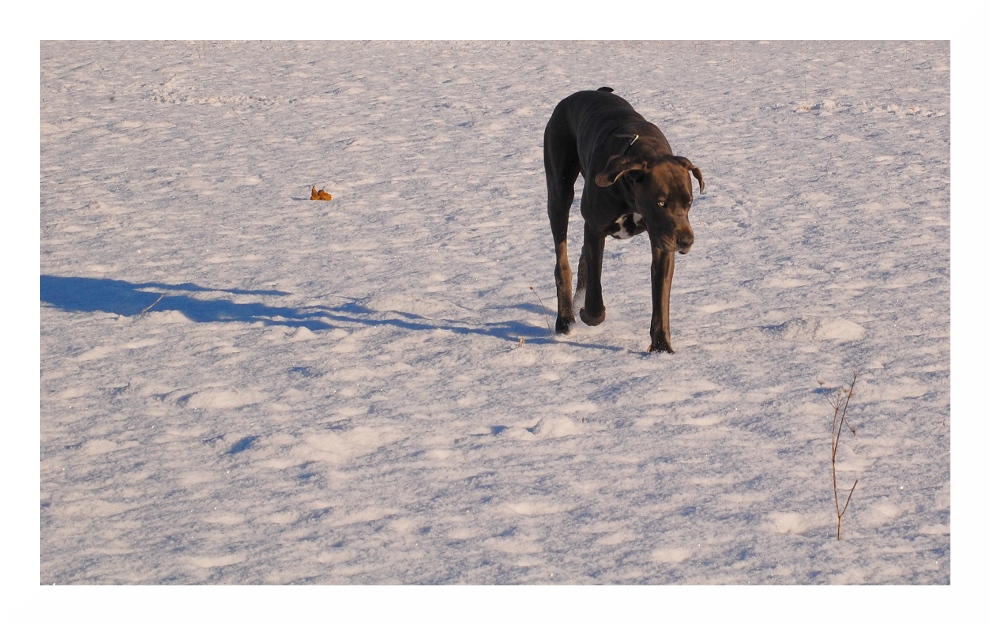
(40, 41), (949, 584)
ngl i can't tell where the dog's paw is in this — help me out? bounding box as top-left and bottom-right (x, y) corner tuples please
(555, 316), (575, 335)
(647, 341), (675, 354)
(579, 307), (606, 327)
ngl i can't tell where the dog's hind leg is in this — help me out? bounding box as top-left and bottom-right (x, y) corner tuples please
(574, 250), (588, 312)
(544, 122), (581, 335)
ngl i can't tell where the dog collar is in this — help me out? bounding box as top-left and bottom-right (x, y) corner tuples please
(619, 134), (640, 155)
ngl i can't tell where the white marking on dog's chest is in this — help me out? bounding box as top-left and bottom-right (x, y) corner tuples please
(605, 213), (646, 239)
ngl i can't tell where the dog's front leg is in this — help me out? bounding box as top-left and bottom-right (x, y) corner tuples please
(648, 246), (675, 353)
(578, 222), (607, 326)
(552, 239), (575, 334)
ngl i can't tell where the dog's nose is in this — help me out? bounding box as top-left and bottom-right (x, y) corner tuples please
(677, 231), (694, 251)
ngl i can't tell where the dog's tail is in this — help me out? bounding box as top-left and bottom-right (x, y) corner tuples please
(597, 86), (614, 93)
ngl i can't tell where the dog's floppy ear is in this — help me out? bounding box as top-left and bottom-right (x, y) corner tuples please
(676, 157), (705, 194)
(595, 155), (649, 187)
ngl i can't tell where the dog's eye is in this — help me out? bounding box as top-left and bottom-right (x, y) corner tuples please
(658, 200), (666, 207)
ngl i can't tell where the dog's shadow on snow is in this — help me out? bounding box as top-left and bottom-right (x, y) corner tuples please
(40, 275), (615, 349)
(40, 275), (330, 330)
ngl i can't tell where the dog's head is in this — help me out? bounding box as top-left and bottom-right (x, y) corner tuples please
(595, 155), (704, 254)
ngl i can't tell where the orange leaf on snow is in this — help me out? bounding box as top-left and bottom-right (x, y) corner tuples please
(310, 186), (332, 201)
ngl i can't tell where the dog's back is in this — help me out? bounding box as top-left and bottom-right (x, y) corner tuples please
(549, 88), (644, 137)
(546, 88), (670, 172)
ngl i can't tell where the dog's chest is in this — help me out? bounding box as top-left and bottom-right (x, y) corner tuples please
(605, 213), (646, 239)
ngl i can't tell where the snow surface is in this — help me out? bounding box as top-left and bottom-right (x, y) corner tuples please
(40, 40), (950, 586)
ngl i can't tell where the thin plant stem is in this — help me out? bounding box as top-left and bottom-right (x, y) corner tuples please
(530, 286), (554, 338)
(139, 293), (166, 316)
(830, 371), (859, 540)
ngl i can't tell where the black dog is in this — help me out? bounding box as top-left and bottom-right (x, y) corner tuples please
(544, 87), (704, 353)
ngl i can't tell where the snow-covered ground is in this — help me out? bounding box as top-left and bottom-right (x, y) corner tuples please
(37, 39), (954, 592)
